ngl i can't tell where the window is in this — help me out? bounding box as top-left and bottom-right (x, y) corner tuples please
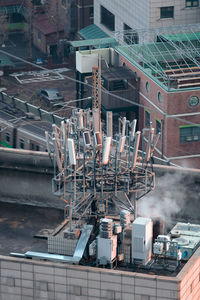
(186, 0), (199, 7)
(160, 6), (174, 19)
(158, 92), (162, 103)
(124, 23), (138, 44)
(89, 7), (94, 18)
(146, 82), (150, 92)
(31, 143), (35, 150)
(6, 132), (10, 143)
(101, 6), (115, 31)
(145, 110), (150, 127)
(156, 120), (161, 134)
(19, 139), (24, 149)
(180, 125), (200, 143)
(36, 145), (40, 151)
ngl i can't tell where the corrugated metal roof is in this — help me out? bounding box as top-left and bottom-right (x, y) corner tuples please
(160, 32), (200, 42)
(70, 24), (116, 48)
(78, 24), (109, 40)
(70, 37), (116, 48)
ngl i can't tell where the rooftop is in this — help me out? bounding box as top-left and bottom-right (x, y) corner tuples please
(114, 23), (200, 91)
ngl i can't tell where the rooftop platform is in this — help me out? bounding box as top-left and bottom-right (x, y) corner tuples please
(114, 24), (200, 91)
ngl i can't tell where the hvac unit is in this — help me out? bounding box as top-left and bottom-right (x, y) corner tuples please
(120, 210), (131, 229)
(170, 222), (200, 260)
(97, 235), (117, 264)
(76, 51), (98, 73)
(132, 217), (153, 265)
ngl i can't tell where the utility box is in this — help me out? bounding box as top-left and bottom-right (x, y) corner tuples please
(76, 51), (98, 73)
(97, 235), (117, 264)
(132, 217), (153, 265)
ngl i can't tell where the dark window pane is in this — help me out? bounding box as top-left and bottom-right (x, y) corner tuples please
(156, 120), (161, 134)
(160, 6), (174, 19)
(90, 7), (94, 18)
(145, 111), (150, 127)
(186, 0), (199, 7)
(123, 23), (139, 45)
(6, 132), (10, 143)
(20, 139), (24, 149)
(180, 126), (200, 143)
(101, 6), (115, 31)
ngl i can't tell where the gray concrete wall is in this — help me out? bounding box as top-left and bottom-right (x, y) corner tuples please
(1, 147), (200, 218)
(0, 255), (180, 300)
(0, 148), (64, 209)
(1, 248), (200, 299)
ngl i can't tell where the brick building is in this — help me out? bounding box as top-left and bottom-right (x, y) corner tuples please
(0, 0), (94, 56)
(76, 0), (94, 32)
(113, 25), (200, 168)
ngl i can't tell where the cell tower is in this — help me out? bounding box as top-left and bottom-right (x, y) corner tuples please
(46, 105), (160, 232)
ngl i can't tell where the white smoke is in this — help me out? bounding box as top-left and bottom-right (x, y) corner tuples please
(137, 172), (187, 226)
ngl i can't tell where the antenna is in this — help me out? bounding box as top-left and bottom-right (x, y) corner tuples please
(145, 127), (155, 163)
(83, 131), (91, 147)
(76, 110), (84, 130)
(118, 136), (126, 153)
(106, 111), (113, 138)
(131, 131), (141, 170)
(94, 132), (102, 148)
(67, 138), (76, 166)
(121, 117), (126, 136)
(102, 137), (112, 165)
(130, 119), (137, 142)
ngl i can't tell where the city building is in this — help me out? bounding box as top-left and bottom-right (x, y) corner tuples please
(94, 0), (200, 35)
(113, 24), (200, 168)
(0, 0), (94, 57)
(76, 0), (94, 32)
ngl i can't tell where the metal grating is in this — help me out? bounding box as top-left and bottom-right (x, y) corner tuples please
(48, 237), (77, 256)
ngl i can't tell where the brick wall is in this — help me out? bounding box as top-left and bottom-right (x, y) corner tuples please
(118, 53), (200, 166)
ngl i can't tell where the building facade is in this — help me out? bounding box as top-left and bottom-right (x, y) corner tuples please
(76, 0), (94, 32)
(94, 0), (200, 35)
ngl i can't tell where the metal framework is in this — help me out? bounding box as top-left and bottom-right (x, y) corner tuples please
(114, 24), (200, 90)
(46, 108), (160, 232)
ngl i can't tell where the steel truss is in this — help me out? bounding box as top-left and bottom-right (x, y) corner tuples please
(114, 24), (200, 90)
(46, 108), (160, 231)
